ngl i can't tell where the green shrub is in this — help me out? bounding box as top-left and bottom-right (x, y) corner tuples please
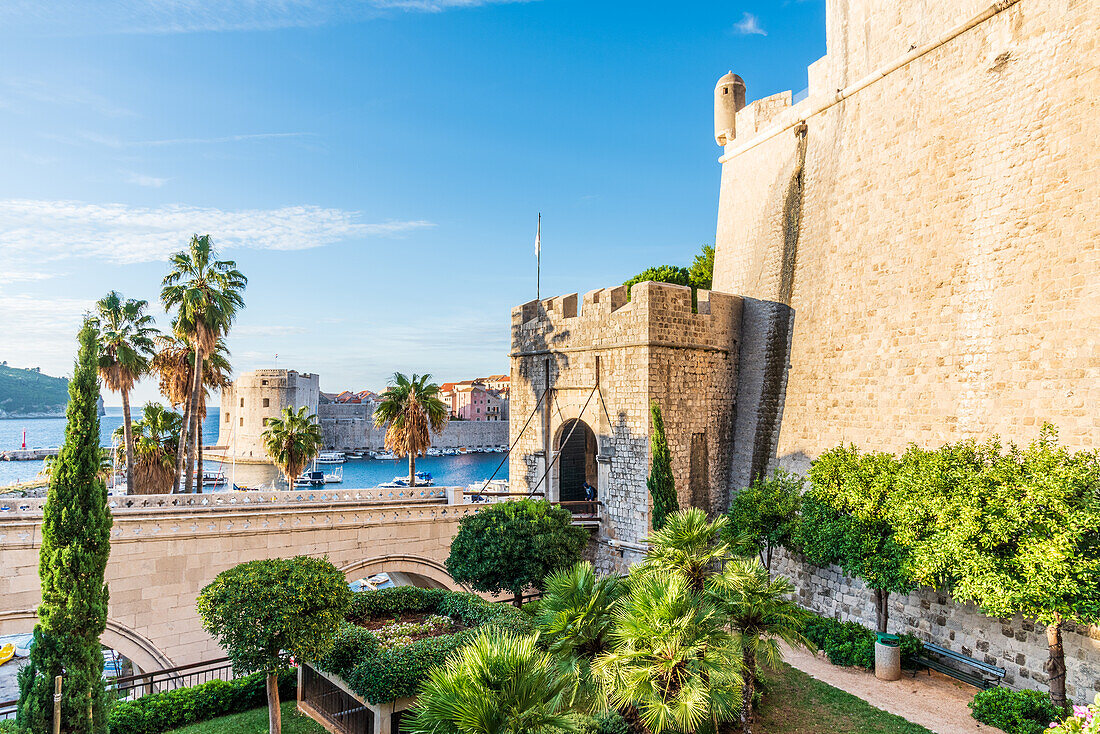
(577, 711), (631, 734)
(316, 587), (532, 704)
(969, 687), (1063, 734)
(801, 613), (922, 670)
(105, 668), (295, 734)
(0, 721), (29, 734)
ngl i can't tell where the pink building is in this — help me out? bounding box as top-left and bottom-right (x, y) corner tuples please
(453, 383), (506, 422)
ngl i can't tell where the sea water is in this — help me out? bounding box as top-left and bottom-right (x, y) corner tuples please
(0, 408), (507, 489)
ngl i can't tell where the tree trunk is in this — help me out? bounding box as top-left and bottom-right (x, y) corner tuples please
(121, 387), (135, 493)
(184, 344), (204, 494)
(513, 590), (523, 608)
(873, 589), (889, 633)
(409, 453), (416, 488)
(741, 644), (756, 734)
(195, 394), (204, 494)
(1044, 613), (1067, 712)
(173, 391), (192, 494)
(266, 671), (282, 734)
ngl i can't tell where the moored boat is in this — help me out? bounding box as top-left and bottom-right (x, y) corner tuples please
(316, 452), (346, 464)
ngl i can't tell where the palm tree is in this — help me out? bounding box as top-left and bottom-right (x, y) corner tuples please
(39, 450), (114, 485)
(408, 631), (580, 734)
(373, 372), (449, 487)
(642, 507), (732, 592)
(709, 558), (809, 734)
(151, 333), (231, 492)
(261, 407), (324, 490)
(113, 403), (182, 495)
(531, 562), (627, 709)
(594, 571), (742, 734)
(161, 235), (246, 493)
(92, 291), (158, 494)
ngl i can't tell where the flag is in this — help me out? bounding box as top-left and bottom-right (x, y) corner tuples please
(535, 213), (541, 257)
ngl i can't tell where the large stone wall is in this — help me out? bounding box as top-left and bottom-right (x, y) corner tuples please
(319, 405), (507, 451)
(509, 281), (741, 572)
(772, 548), (1100, 700)
(713, 0), (1099, 468)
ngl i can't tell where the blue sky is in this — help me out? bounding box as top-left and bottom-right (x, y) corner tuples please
(0, 0), (825, 404)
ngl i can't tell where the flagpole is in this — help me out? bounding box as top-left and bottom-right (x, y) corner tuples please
(536, 213), (541, 301)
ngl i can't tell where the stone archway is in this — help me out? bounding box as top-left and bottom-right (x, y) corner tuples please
(0, 609), (174, 674)
(555, 419), (597, 504)
(339, 555), (465, 592)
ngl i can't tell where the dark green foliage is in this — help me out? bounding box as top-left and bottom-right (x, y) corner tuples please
(647, 401), (679, 531)
(968, 687), (1063, 734)
(623, 265), (691, 293)
(725, 468), (803, 568)
(197, 556), (351, 676)
(623, 244), (715, 306)
(446, 499), (588, 604)
(801, 614), (922, 670)
(17, 320), (113, 734)
(577, 711), (631, 734)
(689, 245), (715, 290)
(105, 669), (296, 734)
(0, 362), (71, 416)
(0, 721), (28, 734)
(316, 587), (532, 705)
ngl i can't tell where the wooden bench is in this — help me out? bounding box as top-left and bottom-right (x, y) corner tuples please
(916, 641), (1006, 689)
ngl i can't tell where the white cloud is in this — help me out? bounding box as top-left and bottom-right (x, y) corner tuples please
(732, 12), (767, 36)
(122, 170), (169, 188)
(0, 199), (434, 266)
(0, 270), (58, 286)
(0, 0), (538, 35)
(0, 294), (95, 377)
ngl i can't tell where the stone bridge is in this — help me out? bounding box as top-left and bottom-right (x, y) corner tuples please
(0, 488), (482, 674)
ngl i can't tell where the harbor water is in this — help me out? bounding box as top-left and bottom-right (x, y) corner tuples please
(0, 408), (507, 489)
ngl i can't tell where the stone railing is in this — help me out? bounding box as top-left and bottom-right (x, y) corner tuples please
(0, 487), (453, 518)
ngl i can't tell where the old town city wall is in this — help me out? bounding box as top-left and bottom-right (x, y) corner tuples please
(710, 0), (1099, 698)
(713, 0), (1099, 466)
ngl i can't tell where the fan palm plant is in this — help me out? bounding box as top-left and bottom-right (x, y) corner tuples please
(151, 333), (231, 492)
(408, 631), (581, 734)
(373, 372), (449, 487)
(39, 450), (114, 485)
(261, 406), (324, 490)
(161, 234), (246, 493)
(594, 571), (742, 734)
(642, 507), (731, 592)
(531, 562), (627, 709)
(113, 403), (182, 495)
(92, 291), (158, 494)
(709, 558), (809, 734)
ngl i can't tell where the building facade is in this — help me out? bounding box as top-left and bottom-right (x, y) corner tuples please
(217, 369), (320, 462)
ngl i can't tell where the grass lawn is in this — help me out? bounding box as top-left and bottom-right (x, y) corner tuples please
(167, 701), (326, 734)
(754, 663), (935, 734)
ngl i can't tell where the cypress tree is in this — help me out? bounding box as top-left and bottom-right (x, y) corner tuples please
(18, 319), (113, 734)
(647, 400), (679, 531)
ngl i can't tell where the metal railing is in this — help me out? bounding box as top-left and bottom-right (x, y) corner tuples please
(107, 656), (234, 699)
(300, 664), (373, 734)
(0, 699), (15, 721)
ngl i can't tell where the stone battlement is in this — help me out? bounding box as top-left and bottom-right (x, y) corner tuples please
(512, 280), (741, 355)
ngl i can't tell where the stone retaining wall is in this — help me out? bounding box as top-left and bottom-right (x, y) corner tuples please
(772, 547), (1100, 701)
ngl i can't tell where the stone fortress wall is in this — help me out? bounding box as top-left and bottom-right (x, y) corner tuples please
(713, 0), (1099, 465)
(217, 369), (505, 461)
(509, 281), (742, 573)
(710, 0), (1100, 698)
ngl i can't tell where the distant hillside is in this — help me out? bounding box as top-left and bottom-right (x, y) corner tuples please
(0, 363), (71, 418)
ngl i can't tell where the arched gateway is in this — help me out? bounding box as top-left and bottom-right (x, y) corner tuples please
(556, 418), (598, 504)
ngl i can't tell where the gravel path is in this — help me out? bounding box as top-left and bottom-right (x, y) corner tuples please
(783, 645), (999, 734)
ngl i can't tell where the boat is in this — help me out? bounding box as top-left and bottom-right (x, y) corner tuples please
(294, 470), (326, 488)
(380, 471), (434, 488)
(196, 470), (228, 488)
(442, 448), (458, 456)
(375, 451), (397, 461)
(316, 452), (346, 464)
(323, 467), (343, 484)
(457, 447), (468, 454)
(0, 643), (13, 666)
(426, 448), (442, 457)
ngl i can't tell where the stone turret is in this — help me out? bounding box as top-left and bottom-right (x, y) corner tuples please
(218, 369), (320, 462)
(714, 71), (746, 146)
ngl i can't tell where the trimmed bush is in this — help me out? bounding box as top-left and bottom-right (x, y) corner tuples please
(316, 586), (532, 705)
(104, 668), (295, 734)
(969, 687), (1063, 734)
(801, 613), (922, 670)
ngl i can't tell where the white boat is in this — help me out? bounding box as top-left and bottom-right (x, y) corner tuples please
(443, 448), (458, 456)
(426, 448), (442, 457)
(294, 470), (326, 488)
(323, 467), (343, 484)
(375, 451), (397, 461)
(196, 471), (228, 487)
(316, 452), (346, 464)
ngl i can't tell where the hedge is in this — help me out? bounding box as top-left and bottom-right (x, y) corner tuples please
(316, 586), (532, 705)
(969, 687), (1064, 734)
(0, 670), (296, 734)
(801, 613), (922, 670)
(106, 668), (296, 734)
